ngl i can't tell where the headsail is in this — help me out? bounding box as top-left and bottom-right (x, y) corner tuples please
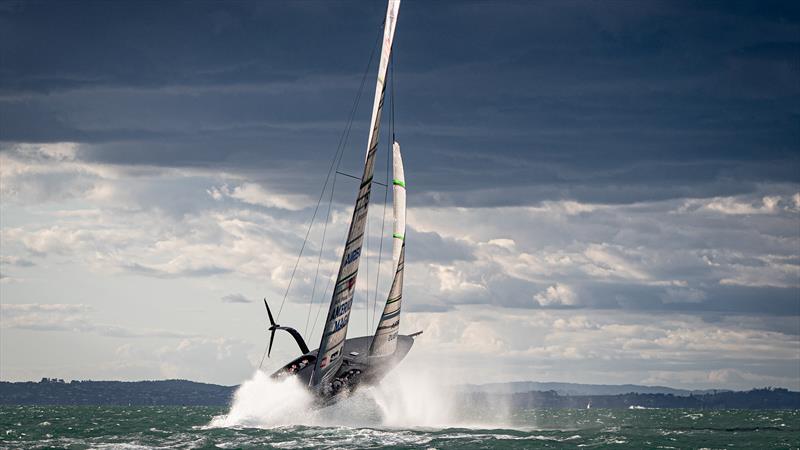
(369, 142), (406, 357)
(311, 0), (401, 388)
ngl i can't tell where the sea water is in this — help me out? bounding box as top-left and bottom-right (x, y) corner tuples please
(1, 370), (798, 449)
(1, 404), (798, 448)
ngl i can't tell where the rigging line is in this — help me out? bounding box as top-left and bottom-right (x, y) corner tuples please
(304, 168), (335, 337)
(372, 143), (390, 330)
(276, 147), (338, 322)
(336, 171), (388, 187)
(308, 171), (343, 341)
(309, 170), (345, 339)
(305, 165), (339, 337)
(310, 268), (335, 342)
(372, 55), (393, 333)
(391, 46), (397, 140)
(303, 50), (376, 337)
(258, 343), (270, 370)
(365, 188), (371, 334)
(277, 26), (381, 324)
(307, 23), (382, 337)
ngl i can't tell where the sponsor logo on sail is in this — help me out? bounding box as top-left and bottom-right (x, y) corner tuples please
(344, 248), (361, 265)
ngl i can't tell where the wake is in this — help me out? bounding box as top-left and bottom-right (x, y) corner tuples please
(208, 367), (513, 430)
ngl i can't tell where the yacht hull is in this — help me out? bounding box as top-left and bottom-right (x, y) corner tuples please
(271, 334), (416, 406)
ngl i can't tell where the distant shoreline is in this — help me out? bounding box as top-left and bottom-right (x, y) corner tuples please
(1, 379), (797, 409)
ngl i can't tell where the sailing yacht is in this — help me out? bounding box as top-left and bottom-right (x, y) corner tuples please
(261, 0), (420, 405)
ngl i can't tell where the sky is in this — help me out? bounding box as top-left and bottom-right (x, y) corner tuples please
(1, 0), (798, 390)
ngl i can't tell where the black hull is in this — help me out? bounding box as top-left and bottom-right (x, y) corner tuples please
(271, 334), (416, 406)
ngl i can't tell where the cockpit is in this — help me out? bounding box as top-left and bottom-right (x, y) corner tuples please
(273, 355), (316, 379)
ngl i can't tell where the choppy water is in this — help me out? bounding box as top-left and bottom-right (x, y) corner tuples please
(1, 405), (798, 449)
(2, 372), (798, 449)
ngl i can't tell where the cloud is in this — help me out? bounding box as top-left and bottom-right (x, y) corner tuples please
(208, 183), (310, 211)
(403, 189), (799, 313)
(582, 243), (650, 281)
(432, 264), (488, 301)
(3, 152), (797, 318)
(222, 293), (252, 304)
(0, 303), (196, 338)
(155, 337), (254, 384)
(1, 0), (798, 389)
(681, 194), (792, 215)
(643, 368), (798, 391)
(660, 286), (707, 304)
(122, 261), (233, 279)
(406, 228), (474, 263)
(534, 284), (578, 307)
(0, 255), (36, 268)
(1, 303), (90, 314)
(402, 306), (800, 390)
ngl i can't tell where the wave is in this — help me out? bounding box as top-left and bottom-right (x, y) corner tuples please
(208, 366), (516, 430)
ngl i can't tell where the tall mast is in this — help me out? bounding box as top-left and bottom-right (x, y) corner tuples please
(311, 0), (401, 388)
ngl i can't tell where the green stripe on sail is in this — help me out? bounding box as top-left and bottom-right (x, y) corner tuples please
(386, 296), (402, 305)
(392, 179), (405, 187)
(393, 233), (404, 240)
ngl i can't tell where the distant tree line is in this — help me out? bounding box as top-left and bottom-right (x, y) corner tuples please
(0, 380), (797, 409)
(0, 379), (235, 406)
(462, 388), (800, 410)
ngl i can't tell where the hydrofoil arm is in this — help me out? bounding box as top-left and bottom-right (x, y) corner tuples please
(264, 299), (310, 357)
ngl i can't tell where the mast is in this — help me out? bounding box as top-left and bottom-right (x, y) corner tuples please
(311, 0), (401, 388)
(369, 142), (406, 357)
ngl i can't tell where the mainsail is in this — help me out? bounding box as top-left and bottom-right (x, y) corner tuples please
(311, 0), (401, 388)
(369, 142), (406, 357)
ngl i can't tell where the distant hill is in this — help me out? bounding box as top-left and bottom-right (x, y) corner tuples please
(460, 381), (724, 396)
(0, 378), (796, 409)
(459, 388), (799, 410)
(0, 379), (235, 406)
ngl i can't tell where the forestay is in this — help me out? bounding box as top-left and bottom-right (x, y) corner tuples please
(369, 142), (406, 357)
(311, 0), (401, 388)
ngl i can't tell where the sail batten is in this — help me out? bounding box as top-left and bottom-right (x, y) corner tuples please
(311, 0), (401, 388)
(369, 141), (406, 358)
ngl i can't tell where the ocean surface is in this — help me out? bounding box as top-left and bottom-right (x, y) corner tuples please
(3, 373), (798, 449)
(1, 405), (798, 449)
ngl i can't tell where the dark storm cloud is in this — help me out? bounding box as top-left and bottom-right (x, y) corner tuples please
(406, 228), (474, 263)
(1, 0), (798, 205)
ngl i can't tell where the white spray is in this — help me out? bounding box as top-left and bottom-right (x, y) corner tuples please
(210, 366), (513, 430)
(209, 371), (314, 428)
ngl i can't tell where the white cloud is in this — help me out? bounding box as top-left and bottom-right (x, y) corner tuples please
(717, 254), (800, 288)
(0, 303), (196, 338)
(1, 303), (90, 314)
(487, 238), (516, 251)
(582, 243), (650, 281)
(1, 142), (798, 388)
(534, 284), (578, 307)
(681, 194), (797, 215)
(0, 303), (92, 331)
(156, 337), (254, 383)
(208, 183), (310, 211)
(401, 306), (799, 389)
(433, 264), (486, 295)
